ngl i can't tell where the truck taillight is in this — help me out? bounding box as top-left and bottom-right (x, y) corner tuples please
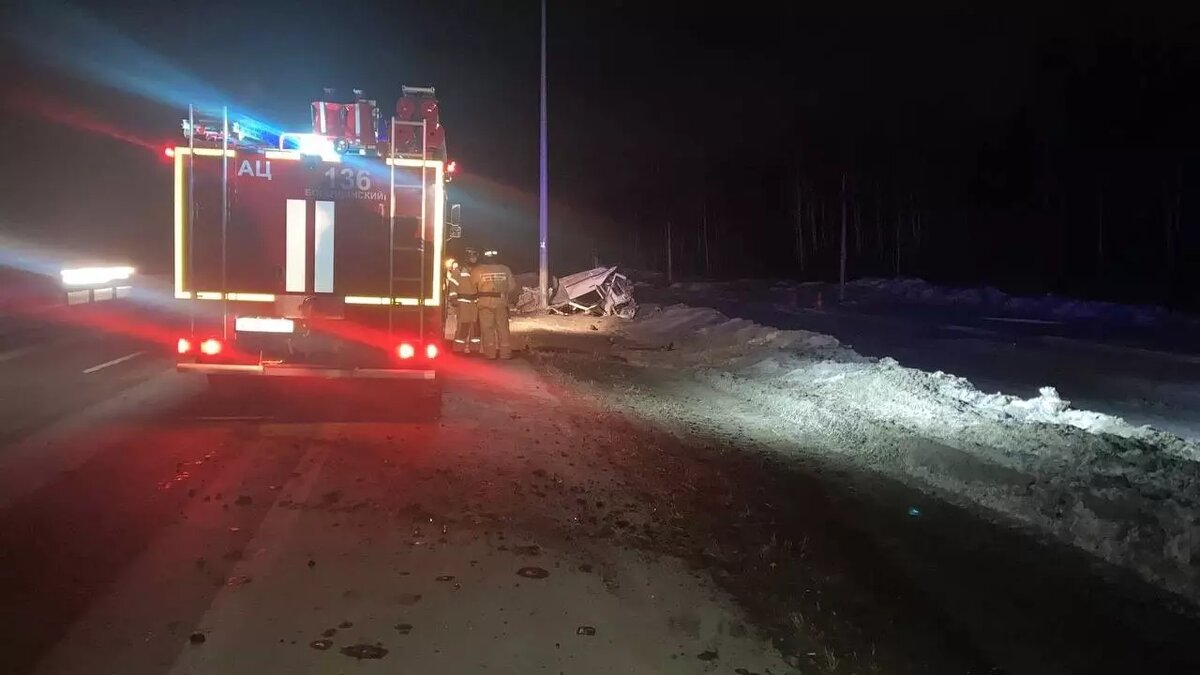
(200, 338), (223, 356)
(425, 343), (439, 359)
(177, 337), (192, 354)
(396, 343), (415, 359)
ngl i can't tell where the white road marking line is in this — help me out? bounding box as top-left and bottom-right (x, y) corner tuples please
(82, 351), (144, 374)
(167, 441), (329, 674)
(0, 345), (38, 364)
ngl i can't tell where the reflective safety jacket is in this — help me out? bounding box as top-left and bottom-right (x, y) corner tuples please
(448, 263), (477, 300)
(470, 263), (516, 300)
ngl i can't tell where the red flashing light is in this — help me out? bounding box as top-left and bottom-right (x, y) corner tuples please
(164, 147), (176, 159)
(177, 337), (192, 354)
(397, 343), (415, 359)
(446, 160), (457, 174)
(200, 338), (223, 356)
(425, 343), (439, 359)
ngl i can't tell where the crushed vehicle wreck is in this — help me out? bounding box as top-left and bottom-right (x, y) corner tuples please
(513, 266), (638, 317)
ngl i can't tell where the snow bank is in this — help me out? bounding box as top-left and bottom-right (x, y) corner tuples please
(625, 305), (843, 370)
(621, 305), (1200, 603)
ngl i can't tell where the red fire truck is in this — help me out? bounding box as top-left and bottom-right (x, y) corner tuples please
(170, 86), (460, 398)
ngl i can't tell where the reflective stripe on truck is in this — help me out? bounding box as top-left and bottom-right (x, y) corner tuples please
(177, 363), (436, 379)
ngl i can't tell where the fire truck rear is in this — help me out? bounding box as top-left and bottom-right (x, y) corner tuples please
(170, 86), (459, 395)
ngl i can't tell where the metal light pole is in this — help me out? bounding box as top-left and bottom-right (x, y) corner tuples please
(538, 0), (549, 309)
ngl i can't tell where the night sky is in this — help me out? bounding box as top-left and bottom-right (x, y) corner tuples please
(2, 1), (1198, 307)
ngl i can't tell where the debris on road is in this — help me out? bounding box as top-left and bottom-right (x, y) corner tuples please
(576, 625), (596, 636)
(394, 623), (413, 635)
(188, 632), (206, 645)
(516, 566), (550, 579)
(340, 643), (389, 659)
(309, 639), (332, 651)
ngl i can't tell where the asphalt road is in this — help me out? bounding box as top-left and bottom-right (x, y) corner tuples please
(1, 299), (1198, 675)
(0, 307), (790, 675)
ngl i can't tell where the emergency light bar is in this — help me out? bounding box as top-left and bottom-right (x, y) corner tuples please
(279, 132), (341, 162)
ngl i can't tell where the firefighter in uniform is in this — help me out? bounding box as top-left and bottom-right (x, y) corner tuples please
(448, 249), (480, 353)
(470, 249), (516, 359)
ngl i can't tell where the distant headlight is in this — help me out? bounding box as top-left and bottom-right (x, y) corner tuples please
(60, 266), (136, 286)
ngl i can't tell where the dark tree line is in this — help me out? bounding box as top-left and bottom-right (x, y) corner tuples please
(598, 24), (1200, 311)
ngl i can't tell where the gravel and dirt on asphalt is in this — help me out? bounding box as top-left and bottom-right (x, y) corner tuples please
(12, 350), (807, 674)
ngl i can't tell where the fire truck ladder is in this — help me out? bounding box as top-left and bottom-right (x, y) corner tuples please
(184, 104), (232, 339)
(387, 116), (429, 344)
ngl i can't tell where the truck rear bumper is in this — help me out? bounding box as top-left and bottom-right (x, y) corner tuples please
(177, 363), (436, 380)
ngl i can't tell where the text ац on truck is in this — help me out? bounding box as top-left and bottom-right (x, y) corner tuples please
(169, 86), (463, 404)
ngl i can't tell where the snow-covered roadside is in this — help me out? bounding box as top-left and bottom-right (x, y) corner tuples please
(617, 305), (1200, 605)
